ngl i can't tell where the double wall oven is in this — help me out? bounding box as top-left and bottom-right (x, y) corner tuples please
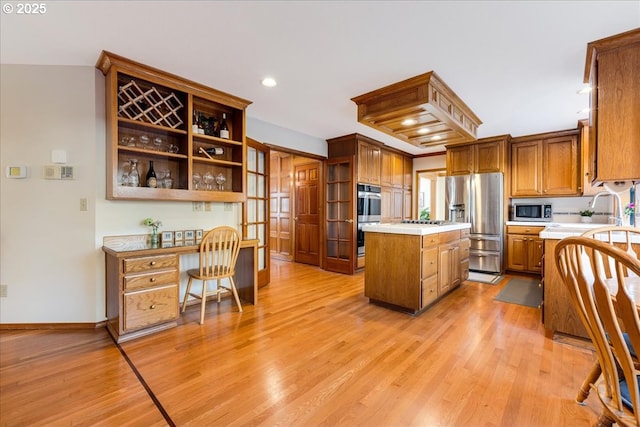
(357, 184), (382, 256)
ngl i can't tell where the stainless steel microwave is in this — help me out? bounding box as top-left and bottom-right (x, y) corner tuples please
(512, 203), (552, 222)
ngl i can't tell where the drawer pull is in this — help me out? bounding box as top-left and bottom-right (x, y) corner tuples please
(150, 304), (156, 309)
(150, 261), (156, 266)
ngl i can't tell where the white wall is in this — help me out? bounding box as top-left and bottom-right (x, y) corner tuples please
(0, 65), (308, 324)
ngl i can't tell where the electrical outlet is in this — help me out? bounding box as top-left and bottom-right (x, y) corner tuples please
(204, 202), (211, 212)
(0, 284), (7, 298)
(224, 202), (232, 212)
(193, 202), (204, 212)
(80, 198), (88, 211)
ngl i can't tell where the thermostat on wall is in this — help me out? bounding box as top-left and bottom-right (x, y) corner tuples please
(5, 166), (28, 178)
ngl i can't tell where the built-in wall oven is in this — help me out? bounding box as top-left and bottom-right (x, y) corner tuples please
(357, 184), (382, 256)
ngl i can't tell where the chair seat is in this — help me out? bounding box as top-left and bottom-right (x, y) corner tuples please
(186, 267), (234, 280)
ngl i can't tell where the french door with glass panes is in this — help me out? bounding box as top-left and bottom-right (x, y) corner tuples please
(243, 138), (269, 287)
(324, 156), (355, 274)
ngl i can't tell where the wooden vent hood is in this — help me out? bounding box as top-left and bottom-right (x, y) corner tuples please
(351, 71), (482, 148)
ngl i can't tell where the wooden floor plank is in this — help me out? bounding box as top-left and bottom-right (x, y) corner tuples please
(1, 260), (601, 426)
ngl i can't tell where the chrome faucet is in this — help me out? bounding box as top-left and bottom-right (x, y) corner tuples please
(590, 191), (623, 226)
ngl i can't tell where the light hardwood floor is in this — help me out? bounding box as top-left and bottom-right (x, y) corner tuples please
(1, 259), (601, 426)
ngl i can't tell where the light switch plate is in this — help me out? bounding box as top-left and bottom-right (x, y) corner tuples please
(5, 166), (28, 178)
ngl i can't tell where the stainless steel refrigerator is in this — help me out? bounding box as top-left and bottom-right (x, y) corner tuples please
(445, 173), (503, 274)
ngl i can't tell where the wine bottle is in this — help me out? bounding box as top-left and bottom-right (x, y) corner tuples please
(146, 161), (157, 188)
(219, 113), (229, 139)
(192, 109), (199, 133)
(205, 147), (224, 156)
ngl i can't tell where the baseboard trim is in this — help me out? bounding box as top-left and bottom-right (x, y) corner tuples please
(0, 321), (107, 330)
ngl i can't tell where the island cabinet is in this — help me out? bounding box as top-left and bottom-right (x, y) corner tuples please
(506, 225), (544, 274)
(364, 225), (470, 314)
(96, 51), (252, 202)
(584, 28), (640, 183)
(510, 130), (580, 197)
(445, 135), (509, 176)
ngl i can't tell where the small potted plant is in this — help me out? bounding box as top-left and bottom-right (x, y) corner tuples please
(143, 217), (162, 246)
(579, 209), (594, 223)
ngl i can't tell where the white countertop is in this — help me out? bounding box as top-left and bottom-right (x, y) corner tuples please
(362, 222), (471, 236)
(539, 223), (635, 240)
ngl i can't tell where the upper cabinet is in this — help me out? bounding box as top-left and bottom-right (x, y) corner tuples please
(357, 140), (381, 186)
(510, 129), (580, 197)
(584, 28), (640, 183)
(446, 135), (509, 176)
(96, 51), (252, 202)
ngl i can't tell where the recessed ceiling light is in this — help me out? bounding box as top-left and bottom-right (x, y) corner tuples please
(577, 86), (592, 95)
(417, 128), (430, 135)
(261, 77), (277, 87)
(431, 135), (441, 141)
(401, 119), (417, 126)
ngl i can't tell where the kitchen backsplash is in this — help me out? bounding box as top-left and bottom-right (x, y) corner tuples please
(510, 194), (623, 224)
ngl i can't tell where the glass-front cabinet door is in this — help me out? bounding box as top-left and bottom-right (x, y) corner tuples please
(325, 156), (355, 274)
(243, 138), (270, 287)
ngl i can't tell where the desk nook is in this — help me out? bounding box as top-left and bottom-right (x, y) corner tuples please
(103, 235), (258, 343)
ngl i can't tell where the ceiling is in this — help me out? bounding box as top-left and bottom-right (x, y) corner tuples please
(1, 1), (638, 155)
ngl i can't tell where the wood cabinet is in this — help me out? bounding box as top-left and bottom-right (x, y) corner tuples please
(96, 51), (251, 202)
(510, 130), (580, 197)
(446, 135), (509, 176)
(584, 29), (640, 183)
(381, 150), (405, 188)
(578, 119), (600, 196)
(357, 140), (381, 185)
(438, 238), (461, 294)
(506, 225), (544, 273)
(364, 228), (467, 314)
(460, 228), (470, 281)
(105, 251), (179, 343)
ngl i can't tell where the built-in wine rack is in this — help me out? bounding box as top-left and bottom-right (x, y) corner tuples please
(117, 80), (184, 129)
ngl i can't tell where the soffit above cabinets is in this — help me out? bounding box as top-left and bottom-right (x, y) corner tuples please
(351, 71), (482, 148)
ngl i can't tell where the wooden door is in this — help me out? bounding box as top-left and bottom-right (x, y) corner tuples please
(506, 234), (527, 271)
(542, 135), (579, 195)
(270, 152), (293, 261)
(475, 141), (502, 173)
(446, 145), (473, 176)
(325, 156), (355, 274)
(294, 162), (321, 266)
(244, 138), (270, 287)
(511, 140), (542, 196)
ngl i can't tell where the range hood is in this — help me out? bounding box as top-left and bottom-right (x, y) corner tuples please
(351, 71), (482, 148)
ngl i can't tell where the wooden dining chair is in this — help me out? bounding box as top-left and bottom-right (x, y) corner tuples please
(556, 236), (640, 427)
(573, 227), (640, 404)
(181, 226), (243, 325)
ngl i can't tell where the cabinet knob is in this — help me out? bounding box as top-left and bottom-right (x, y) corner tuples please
(150, 277), (156, 282)
(150, 304), (156, 309)
(294, 217), (298, 221)
(150, 261), (156, 266)
(538, 283), (542, 288)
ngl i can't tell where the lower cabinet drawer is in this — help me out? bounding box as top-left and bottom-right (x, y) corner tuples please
(125, 270), (178, 291)
(461, 258), (470, 281)
(421, 275), (438, 307)
(422, 247), (438, 278)
(124, 285), (178, 331)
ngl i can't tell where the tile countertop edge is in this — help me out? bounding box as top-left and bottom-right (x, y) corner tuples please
(539, 224), (640, 240)
(362, 223), (471, 236)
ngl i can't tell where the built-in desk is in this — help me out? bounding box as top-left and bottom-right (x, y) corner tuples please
(103, 235), (258, 343)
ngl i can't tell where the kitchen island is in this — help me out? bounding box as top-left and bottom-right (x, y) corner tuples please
(363, 222), (471, 314)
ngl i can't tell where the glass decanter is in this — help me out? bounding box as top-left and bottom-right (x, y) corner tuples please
(128, 159), (140, 187)
(163, 170), (173, 189)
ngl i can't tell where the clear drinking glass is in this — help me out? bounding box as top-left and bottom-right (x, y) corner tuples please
(163, 170), (173, 189)
(128, 159), (140, 187)
(215, 173), (226, 191)
(192, 172), (201, 190)
(153, 137), (164, 151)
(139, 135), (150, 149)
(203, 172), (214, 190)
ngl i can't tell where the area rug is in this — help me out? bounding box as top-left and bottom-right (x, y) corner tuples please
(468, 271), (504, 285)
(494, 277), (542, 308)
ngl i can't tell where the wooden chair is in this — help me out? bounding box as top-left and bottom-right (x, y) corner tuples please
(573, 227), (640, 404)
(181, 226), (243, 324)
(556, 236), (640, 427)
